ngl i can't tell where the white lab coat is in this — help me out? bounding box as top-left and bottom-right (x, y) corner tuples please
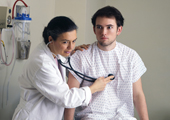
(12, 42), (91, 120)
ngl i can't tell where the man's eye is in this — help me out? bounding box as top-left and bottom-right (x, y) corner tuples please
(73, 40), (76, 43)
(108, 26), (113, 29)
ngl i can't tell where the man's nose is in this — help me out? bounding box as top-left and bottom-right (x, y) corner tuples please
(101, 28), (107, 35)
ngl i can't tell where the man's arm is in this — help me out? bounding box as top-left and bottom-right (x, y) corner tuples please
(133, 78), (149, 120)
(64, 72), (80, 120)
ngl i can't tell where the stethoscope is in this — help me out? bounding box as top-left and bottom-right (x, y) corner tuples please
(47, 41), (115, 82)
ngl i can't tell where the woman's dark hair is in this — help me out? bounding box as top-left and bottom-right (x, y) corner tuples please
(43, 16), (78, 44)
(91, 6), (124, 28)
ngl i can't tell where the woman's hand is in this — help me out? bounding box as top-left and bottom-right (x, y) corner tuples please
(89, 76), (114, 94)
(71, 44), (90, 55)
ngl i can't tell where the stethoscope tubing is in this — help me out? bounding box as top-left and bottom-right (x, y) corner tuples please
(58, 57), (97, 82)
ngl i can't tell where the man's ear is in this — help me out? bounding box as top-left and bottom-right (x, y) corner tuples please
(93, 26), (96, 34)
(117, 26), (123, 36)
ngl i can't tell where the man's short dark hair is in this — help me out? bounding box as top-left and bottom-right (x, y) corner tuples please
(91, 6), (124, 28)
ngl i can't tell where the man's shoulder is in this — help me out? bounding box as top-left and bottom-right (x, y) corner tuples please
(117, 42), (137, 54)
(116, 42), (139, 62)
(74, 42), (97, 56)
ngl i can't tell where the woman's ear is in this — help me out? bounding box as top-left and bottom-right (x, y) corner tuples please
(48, 36), (53, 43)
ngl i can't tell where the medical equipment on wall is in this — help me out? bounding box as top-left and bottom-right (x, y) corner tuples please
(0, 0), (31, 65)
(0, 6), (13, 66)
(0, 7), (14, 108)
(0, 6), (12, 29)
(47, 41), (115, 82)
(14, 4), (32, 59)
(0, 0), (32, 107)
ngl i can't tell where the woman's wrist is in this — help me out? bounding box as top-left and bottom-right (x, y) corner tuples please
(89, 85), (97, 94)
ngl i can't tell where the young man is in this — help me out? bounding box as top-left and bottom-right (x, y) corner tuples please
(64, 6), (149, 120)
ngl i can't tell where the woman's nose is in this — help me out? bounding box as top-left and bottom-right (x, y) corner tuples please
(68, 42), (74, 50)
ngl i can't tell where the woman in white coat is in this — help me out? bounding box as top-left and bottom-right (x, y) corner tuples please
(12, 16), (113, 120)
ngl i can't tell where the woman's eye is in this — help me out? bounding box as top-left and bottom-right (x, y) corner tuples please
(97, 26), (102, 29)
(63, 41), (68, 44)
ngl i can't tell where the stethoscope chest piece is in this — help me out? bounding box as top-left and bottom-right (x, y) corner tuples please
(108, 74), (115, 80)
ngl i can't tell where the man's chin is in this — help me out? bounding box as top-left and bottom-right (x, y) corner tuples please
(98, 40), (115, 47)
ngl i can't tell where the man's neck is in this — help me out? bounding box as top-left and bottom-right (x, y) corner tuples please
(97, 41), (116, 51)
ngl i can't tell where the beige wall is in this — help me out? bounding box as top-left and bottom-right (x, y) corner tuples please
(55, 0), (86, 46)
(0, 0), (170, 120)
(85, 0), (106, 44)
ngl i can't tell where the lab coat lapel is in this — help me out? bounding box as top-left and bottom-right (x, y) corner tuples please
(58, 55), (66, 82)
